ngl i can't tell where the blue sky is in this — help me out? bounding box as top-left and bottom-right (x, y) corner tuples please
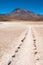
(0, 0), (43, 14)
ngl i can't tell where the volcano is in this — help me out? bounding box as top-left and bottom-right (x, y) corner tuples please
(0, 8), (43, 21)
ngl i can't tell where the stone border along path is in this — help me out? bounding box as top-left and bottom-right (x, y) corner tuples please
(32, 29), (40, 65)
(7, 28), (40, 65)
(7, 31), (28, 65)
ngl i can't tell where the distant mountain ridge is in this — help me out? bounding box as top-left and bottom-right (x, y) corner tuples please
(0, 8), (43, 21)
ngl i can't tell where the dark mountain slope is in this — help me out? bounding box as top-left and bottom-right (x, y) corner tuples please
(0, 8), (43, 21)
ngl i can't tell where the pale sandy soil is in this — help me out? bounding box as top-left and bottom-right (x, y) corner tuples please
(32, 27), (43, 65)
(10, 27), (34, 65)
(0, 22), (28, 65)
(0, 22), (43, 65)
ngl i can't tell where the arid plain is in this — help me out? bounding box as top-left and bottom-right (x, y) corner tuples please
(0, 21), (43, 65)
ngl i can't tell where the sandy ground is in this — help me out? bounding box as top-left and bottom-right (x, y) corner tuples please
(0, 22), (28, 65)
(0, 22), (43, 65)
(32, 27), (43, 65)
(10, 27), (34, 65)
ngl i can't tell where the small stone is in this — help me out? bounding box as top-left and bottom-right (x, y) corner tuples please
(12, 55), (15, 57)
(8, 61), (11, 65)
(33, 39), (36, 41)
(34, 47), (37, 50)
(34, 51), (38, 54)
(33, 43), (36, 47)
(15, 49), (18, 53)
(18, 47), (20, 49)
(36, 58), (39, 60)
(21, 37), (25, 42)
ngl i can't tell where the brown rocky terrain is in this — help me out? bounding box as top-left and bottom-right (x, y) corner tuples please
(0, 8), (43, 21)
